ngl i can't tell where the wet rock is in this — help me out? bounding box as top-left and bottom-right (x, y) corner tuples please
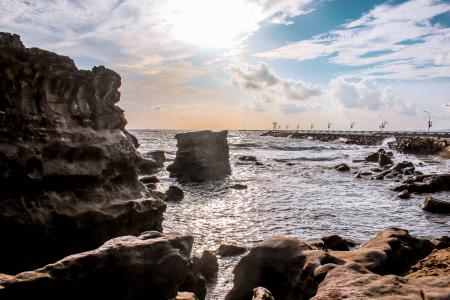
(371, 167), (383, 172)
(146, 183), (157, 190)
(217, 243), (247, 257)
(178, 263), (207, 300)
(422, 196), (450, 213)
(140, 175), (159, 183)
(387, 151), (394, 157)
(193, 250), (219, 281)
(378, 153), (393, 167)
(167, 131), (231, 182)
(433, 236), (450, 249)
(0, 232), (202, 300)
(396, 190), (411, 199)
(255, 161), (264, 166)
(394, 174), (450, 194)
(0, 33), (165, 273)
(252, 287), (275, 300)
(165, 185), (184, 201)
(389, 137), (448, 155)
(406, 248), (450, 279)
(334, 163), (350, 172)
(137, 157), (159, 174)
(331, 227), (434, 275)
(239, 155), (257, 162)
(365, 152), (379, 162)
(321, 235), (356, 251)
(390, 161), (414, 173)
(311, 262), (450, 299)
(144, 150), (166, 167)
(230, 183), (248, 190)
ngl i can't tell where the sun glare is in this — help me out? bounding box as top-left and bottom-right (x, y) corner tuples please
(159, 0), (263, 48)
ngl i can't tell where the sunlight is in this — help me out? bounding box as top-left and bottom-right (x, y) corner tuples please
(159, 0), (263, 48)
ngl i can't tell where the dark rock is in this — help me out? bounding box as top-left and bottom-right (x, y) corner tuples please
(432, 236), (450, 249)
(389, 137), (447, 155)
(254, 162), (264, 166)
(321, 235), (356, 251)
(230, 183), (248, 190)
(422, 196), (450, 213)
(144, 150), (165, 167)
(178, 263), (206, 300)
(217, 243), (247, 257)
(0, 33), (165, 273)
(140, 175), (159, 183)
(0, 232), (203, 300)
(378, 153), (393, 167)
(387, 151), (394, 157)
(165, 185), (184, 201)
(393, 174), (450, 194)
(365, 152), (379, 162)
(137, 158), (159, 174)
(378, 148), (386, 154)
(252, 287), (275, 300)
(405, 248), (450, 279)
(334, 163), (350, 172)
(146, 183), (157, 190)
(239, 156), (257, 162)
(167, 131), (231, 182)
(397, 190), (411, 199)
(193, 250), (218, 281)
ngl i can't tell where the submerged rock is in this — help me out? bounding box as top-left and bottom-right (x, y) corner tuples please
(238, 156), (257, 162)
(140, 175), (160, 183)
(167, 130), (231, 182)
(217, 243), (247, 257)
(0, 32), (165, 273)
(0, 232), (203, 300)
(422, 196), (450, 213)
(229, 183), (248, 190)
(165, 185), (184, 201)
(145, 150), (166, 167)
(334, 163), (350, 172)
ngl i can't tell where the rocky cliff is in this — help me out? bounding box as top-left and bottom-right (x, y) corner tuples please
(0, 32), (166, 274)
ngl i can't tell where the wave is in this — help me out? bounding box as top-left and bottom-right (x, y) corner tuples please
(269, 145), (344, 151)
(274, 156), (342, 162)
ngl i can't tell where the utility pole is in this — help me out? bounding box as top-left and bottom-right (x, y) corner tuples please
(272, 121), (277, 131)
(424, 110), (432, 133)
(327, 121), (332, 132)
(310, 123), (314, 131)
(379, 114), (388, 132)
(350, 121), (355, 132)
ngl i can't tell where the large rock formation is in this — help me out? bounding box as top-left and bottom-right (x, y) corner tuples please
(0, 32), (166, 273)
(0, 232), (205, 300)
(167, 130), (231, 182)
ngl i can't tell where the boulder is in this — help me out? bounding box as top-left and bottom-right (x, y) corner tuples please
(165, 185), (184, 201)
(406, 248), (450, 279)
(140, 175), (160, 184)
(334, 163), (350, 172)
(217, 243), (247, 257)
(229, 183), (248, 190)
(321, 235), (356, 251)
(393, 174), (450, 194)
(0, 232), (204, 300)
(365, 152), (379, 162)
(144, 150), (166, 167)
(311, 262), (450, 299)
(422, 196), (450, 213)
(167, 131), (231, 182)
(137, 157), (160, 174)
(378, 153), (393, 167)
(396, 190), (411, 199)
(0, 32), (165, 273)
(193, 250), (219, 281)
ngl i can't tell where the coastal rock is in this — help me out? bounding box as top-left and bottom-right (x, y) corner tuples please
(193, 250), (219, 281)
(311, 262), (450, 299)
(365, 152), (379, 162)
(393, 174), (450, 194)
(217, 243), (247, 257)
(229, 183), (248, 190)
(334, 163), (350, 172)
(406, 248), (450, 279)
(137, 157), (160, 174)
(0, 232), (202, 300)
(0, 32), (166, 273)
(167, 130), (231, 182)
(165, 185), (184, 201)
(144, 150), (166, 167)
(238, 156), (257, 162)
(331, 227), (434, 275)
(252, 287), (275, 300)
(422, 196), (450, 213)
(396, 190), (411, 199)
(378, 153), (393, 167)
(389, 137), (448, 154)
(140, 175), (160, 183)
(321, 235), (356, 251)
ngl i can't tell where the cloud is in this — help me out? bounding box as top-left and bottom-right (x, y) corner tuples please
(329, 78), (417, 115)
(280, 103), (306, 113)
(255, 0), (450, 80)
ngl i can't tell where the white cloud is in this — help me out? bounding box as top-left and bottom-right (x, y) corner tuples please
(256, 0), (450, 80)
(329, 78), (417, 115)
(228, 62), (322, 102)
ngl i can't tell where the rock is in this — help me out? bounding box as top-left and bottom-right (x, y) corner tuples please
(387, 151), (394, 157)
(230, 183), (248, 190)
(193, 250), (218, 281)
(178, 263), (207, 300)
(439, 146), (450, 159)
(167, 131), (231, 182)
(175, 292), (199, 300)
(390, 161), (414, 173)
(0, 232), (204, 300)
(433, 236), (450, 249)
(140, 175), (160, 183)
(378, 148), (386, 154)
(365, 152), (379, 162)
(311, 262), (450, 299)
(137, 157), (159, 174)
(378, 153), (393, 167)
(422, 196), (450, 213)
(334, 163), (350, 172)
(406, 248), (450, 279)
(146, 183), (157, 190)
(331, 227), (434, 275)
(225, 236), (344, 300)
(397, 190), (411, 199)
(0, 33), (166, 273)
(165, 185), (184, 201)
(255, 161), (264, 166)
(252, 287), (275, 300)
(389, 137), (448, 155)
(217, 243), (247, 257)
(144, 150), (166, 167)
(239, 155), (257, 162)
(392, 174), (450, 194)
(321, 235), (356, 251)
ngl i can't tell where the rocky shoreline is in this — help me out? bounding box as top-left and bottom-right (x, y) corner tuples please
(1, 33), (449, 299)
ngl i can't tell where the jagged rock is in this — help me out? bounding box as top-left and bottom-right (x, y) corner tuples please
(0, 232), (204, 300)
(331, 228), (434, 275)
(193, 250), (219, 281)
(321, 235), (356, 251)
(226, 237), (344, 300)
(334, 163), (350, 172)
(167, 131), (231, 182)
(217, 243), (247, 257)
(165, 185), (184, 201)
(144, 150), (166, 167)
(311, 262), (450, 299)
(378, 153), (393, 167)
(422, 196), (450, 213)
(0, 33), (166, 273)
(140, 175), (160, 184)
(406, 248), (450, 279)
(229, 183), (248, 190)
(252, 287), (275, 300)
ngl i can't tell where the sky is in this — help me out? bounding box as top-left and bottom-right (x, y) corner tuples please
(1, 0), (450, 130)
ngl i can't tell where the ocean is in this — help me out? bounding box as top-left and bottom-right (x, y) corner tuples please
(131, 129), (450, 299)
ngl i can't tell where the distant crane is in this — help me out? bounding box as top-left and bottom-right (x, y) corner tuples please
(327, 121), (332, 132)
(424, 110), (432, 133)
(272, 121), (278, 131)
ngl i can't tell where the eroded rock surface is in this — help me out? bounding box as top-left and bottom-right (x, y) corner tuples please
(0, 32), (165, 273)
